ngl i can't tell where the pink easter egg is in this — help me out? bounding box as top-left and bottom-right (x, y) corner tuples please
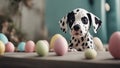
(54, 36), (68, 56)
(25, 40), (35, 52)
(5, 42), (15, 52)
(109, 32), (120, 59)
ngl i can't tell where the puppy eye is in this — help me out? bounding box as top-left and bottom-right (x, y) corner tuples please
(81, 17), (88, 24)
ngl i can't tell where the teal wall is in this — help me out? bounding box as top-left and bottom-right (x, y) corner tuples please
(91, 0), (107, 43)
(106, 0), (120, 43)
(45, 0), (120, 44)
(106, 0), (117, 42)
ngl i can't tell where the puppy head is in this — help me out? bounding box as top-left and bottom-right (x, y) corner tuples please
(59, 8), (102, 37)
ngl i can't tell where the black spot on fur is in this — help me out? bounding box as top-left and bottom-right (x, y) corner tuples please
(76, 43), (78, 46)
(60, 20), (62, 23)
(87, 38), (89, 41)
(80, 31), (82, 33)
(82, 43), (84, 46)
(83, 46), (85, 49)
(74, 39), (77, 42)
(72, 37), (74, 39)
(69, 40), (71, 43)
(95, 17), (102, 31)
(67, 11), (75, 28)
(87, 13), (92, 28)
(78, 48), (82, 51)
(78, 40), (80, 43)
(65, 31), (66, 33)
(81, 37), (84, 41)
(63, 29), (65, 32)
(87, 46), (90, 48)
(76, 9), (79, 12)
(62, 22), (65, 26)
(69, 43), (73, 47)
(90, 41), (92, 44)
(94, 26), (95, 29)
(85, 43), (88, 46)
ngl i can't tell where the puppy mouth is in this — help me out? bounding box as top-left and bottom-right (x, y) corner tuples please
(75, 32), (79, 35)
(71, 30), (84, 37)
(73, 31), (81, 36)
(71, 28), (84, 36)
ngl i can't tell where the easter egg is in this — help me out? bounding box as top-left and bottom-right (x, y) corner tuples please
(5, 42), (15, 52)
(109, 32), (120, 59)
(0, 41), (5, 55)
(25, 40), (35, 52)
(35, 40), (49, 56)
(0, 33), (8, 44)
(17, 42), (26, 52)
(50, 34), (63, 49)
(93, 37), (105, 51)
(84, 49), (97, 59)
(42, 40), (49, 47)
(54, 36), (68, 56)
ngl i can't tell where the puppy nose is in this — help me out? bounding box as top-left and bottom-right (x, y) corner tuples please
(73, 24), (80, 31)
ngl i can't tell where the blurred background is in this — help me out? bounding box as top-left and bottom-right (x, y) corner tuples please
(0, 0), (119, 46)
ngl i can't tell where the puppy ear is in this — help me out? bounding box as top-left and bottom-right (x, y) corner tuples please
(87, 13), (102, 33)
(59, 15), (68, 33)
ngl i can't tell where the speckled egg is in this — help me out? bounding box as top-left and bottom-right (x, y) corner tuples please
(17, 42), (26, 52)
(35, 40), (49, 56)
(84, 49), (97, 59)
(50, 34), (63, 49)
(0, 41), (5, 55)
(54, 36), (68, 56)
(93, 37), (105, 51)
(109, 32), (120, 59)
(5, 42), (15, 52)
(0, 33), (8, 44)
(25, 40), (35, 53)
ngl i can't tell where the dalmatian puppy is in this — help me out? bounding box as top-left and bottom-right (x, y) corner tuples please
(59, 8), (102, 51)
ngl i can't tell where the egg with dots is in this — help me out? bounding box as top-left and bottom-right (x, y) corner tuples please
(17, 42), (26, 52)
(5, 42), (15, 52)
(109, 32), (120, 59)
(0, 41), (5, 55)
(84, 49), (97, 59)
(53, 34), (68, 56)
(50, 34), (63, 49)
(35, 40), (49, 56)
(93, 37), (105, 51)
(25, 40), (35, 53)
(0, 33), (8, 44)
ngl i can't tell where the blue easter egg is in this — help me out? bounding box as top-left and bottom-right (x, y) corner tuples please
(0, 33), (8, 44)
(17, 42), (26, 52)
